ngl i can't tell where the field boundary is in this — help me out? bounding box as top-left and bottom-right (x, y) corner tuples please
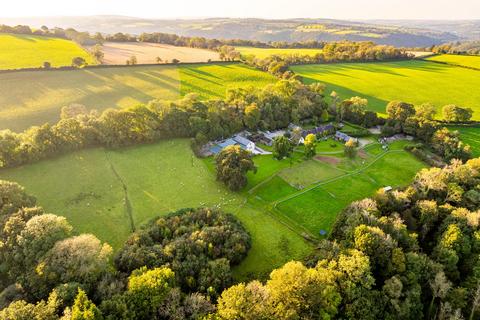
(104, 151), (135, 233)
(0, 60), (235, 74)
(422, 57), (480, 72)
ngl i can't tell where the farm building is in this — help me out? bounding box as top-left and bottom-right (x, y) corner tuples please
(301, 124), (335, 138)
(335, 131), (357, 143)
(209, 134), (269, 155)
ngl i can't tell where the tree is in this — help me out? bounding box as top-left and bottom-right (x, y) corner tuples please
(416, 103), (437, 120)
(244, 103), (261, 130)
(43, 61), (51, 69)
(0, 180), (36, 217)
(304, 133), (316, 158)
(443, 105), (473, 122)
(72, 57), (86, 68)
(91, 44), (104, 62)
(272, 136), (293, 160)
(215, 145), (256, 191)
(128, 55), (137, 65)
(386, 101), (415, 123)
(171, 58), (180, 64)
(126, 267), (175, 320)
(71, 289), (103, 320)
(320, 109), (329, 123)
(344, 138), (357, 158)
(155, 56), (162, 64)
(35, 234), (112, 298)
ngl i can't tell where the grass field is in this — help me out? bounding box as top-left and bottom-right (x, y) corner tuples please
(237, 46), (323, 58)
(95, 42), (220, 64)
(450, 125), (480, 157)
(291, 60), (480, 120)
(425, 54), (480, 70)
(275, 148), (425, 236)
(0, 33), (96, 70)
(0, 63), (276, 132)
(0, 139), (311, 280)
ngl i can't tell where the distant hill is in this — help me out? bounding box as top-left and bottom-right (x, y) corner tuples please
(0, 16), (468, 47)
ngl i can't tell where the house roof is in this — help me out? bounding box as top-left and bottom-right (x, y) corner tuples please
(233, 135), (253, 147)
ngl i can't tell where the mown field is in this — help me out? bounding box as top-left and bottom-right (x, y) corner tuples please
(451, 125), (480, 157)
(0, 33), (96, 70)
(96, 42), (220, 64)
(291, 60), (480, 119)
(236, 46), (323, 58)
(0, 139), (311, 280)
(0, 63), (276, 131)
(425, 54), (480, 69)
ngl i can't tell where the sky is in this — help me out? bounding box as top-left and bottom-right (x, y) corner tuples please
(1, 0), (480, 20)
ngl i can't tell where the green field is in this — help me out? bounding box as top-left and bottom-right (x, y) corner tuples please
(0, 63), (276, 132)
(275, 146), (426, 235)
(291, 60), (480, 120)
(237, 46), (323, 58)
(425, 54), (480, 70)
(451, 125), (480, 157)
(0, 33), (96, 70)
(0, 139), (311, 280)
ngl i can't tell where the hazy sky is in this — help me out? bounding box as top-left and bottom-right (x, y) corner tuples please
(2, 0), (480, 20)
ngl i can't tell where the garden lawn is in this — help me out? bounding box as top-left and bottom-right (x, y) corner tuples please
(236, 46), (323, 59)
(0, 33), (96, 70)
(0, 139), (311, 279)
(425, 54), (480, 70)
(291, 60), (480, 120)
(450, 125), (480, 157)
(276, 151), (426, 235)
(0, 63), (276, 132)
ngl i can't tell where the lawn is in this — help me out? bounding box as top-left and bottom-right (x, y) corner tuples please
(425, 54), (480, 70)
(236, 46), (323, 59)
(275, 150), (426, 236)
(291, 60), (480, 120)
(450, 125), (480, 157)
(0, 33), (96, 70)
(0, 139), (311, 280)
(0, 63), (276, 132)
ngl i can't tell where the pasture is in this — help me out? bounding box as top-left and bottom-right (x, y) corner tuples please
(0, 63), (276, 131)
(96, 42), (220, 64)
(0, 139), (311, 280)
(0, 33), (95, 70)
(425, 54), (480, 70)
(291, 60), (480, 119)
(236, 46), (323, 58)
(274, 142), (425, 235)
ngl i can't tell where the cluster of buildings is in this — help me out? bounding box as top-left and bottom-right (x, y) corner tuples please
(206, 123), (357, 156)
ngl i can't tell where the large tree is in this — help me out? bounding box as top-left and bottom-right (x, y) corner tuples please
(215, 145), (256, 191)
(272, 136), (293, 160)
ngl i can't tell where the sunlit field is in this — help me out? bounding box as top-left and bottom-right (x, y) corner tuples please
(0, 33), (96, 70)
(236, 46), (323, 58)
(425, 54), (480, 69)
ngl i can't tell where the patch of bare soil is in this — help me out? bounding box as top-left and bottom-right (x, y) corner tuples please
(315, 155), (341, 165)
(93, 42), (220, 64)
(358, 149), (368, 159)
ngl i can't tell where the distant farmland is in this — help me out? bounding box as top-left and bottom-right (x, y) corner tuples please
(291, 60), (480, 119)
(236, 46), (323, 58)
(0, 33), (96, 70)
(0, 63), (276, 131)
(96, 42), (220, 64)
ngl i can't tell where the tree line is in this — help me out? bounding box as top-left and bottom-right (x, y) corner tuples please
(243, 41), (412, 77)
(431, 41), (480, 55)
(0, 79), (329, 169)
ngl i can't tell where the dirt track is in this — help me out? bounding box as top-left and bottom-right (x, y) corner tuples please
(94, 42), (220, 64)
